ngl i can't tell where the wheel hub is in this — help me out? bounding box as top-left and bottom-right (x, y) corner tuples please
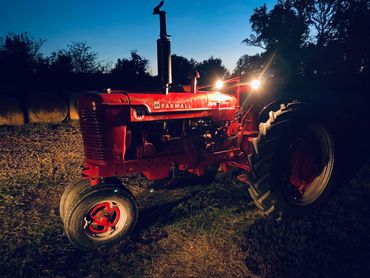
(285, 125), (334, 205)
(290, 132), (322, 196)
(85, 201), (125, 238)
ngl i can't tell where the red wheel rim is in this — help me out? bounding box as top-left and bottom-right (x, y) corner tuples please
(290, 131), (322, 195)
(84, 200), (127, 240)
(286, 125), (334, 205)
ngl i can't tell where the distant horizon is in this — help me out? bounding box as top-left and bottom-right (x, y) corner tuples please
(0, 0), (275, 74)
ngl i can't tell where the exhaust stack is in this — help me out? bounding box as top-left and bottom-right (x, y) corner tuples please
(153, 1), (172, 94)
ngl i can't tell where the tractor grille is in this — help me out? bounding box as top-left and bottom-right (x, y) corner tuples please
(79, 109), (108, 161)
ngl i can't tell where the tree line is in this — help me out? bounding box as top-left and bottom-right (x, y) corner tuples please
(0, 33), (229, 95)
(1, 0), (369, 99)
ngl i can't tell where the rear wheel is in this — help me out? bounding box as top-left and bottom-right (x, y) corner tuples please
(248, 101), (338, 219)
(286, 124), (334, 205)
(62, 181), (138, 250)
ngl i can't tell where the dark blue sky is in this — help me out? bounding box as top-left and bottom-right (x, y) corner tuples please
(0, 0), (274, 73)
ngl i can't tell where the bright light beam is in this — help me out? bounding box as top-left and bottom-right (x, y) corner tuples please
(215, 80), (224, 90)
(250, 79), (261, 90)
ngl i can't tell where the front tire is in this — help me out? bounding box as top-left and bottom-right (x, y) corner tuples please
(248, 101), (338, 219)
(62, 181), (138, 250)
(60, 180), (90, 224)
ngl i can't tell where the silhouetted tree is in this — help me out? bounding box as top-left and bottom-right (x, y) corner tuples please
(49, 50), (73, 73)
(47, 50), (74, 90)
(233, 54), (265, 79)
(196, 57), (229, 85)
(65, 42), (101, 74)
(332, 0), (370, 81)
(0, 33), (46, 94)
(110, 50), (152, 89)
(244, 2), (309, 52)
(171, 54), (197, 86)
(2, 0), (369, 98)
(243, 1), (311, 85)
(307, 0), (337, 46)
(243, 0), (370, 94)
(47, 42), (105, 90)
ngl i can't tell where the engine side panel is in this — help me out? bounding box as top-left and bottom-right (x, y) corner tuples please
(127, 91), (237, 122)
(78, 91), (240, 180)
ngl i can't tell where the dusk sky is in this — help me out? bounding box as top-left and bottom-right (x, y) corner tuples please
(0, 0), (275, 73)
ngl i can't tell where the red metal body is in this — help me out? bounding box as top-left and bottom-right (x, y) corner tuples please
(78, 78), (258, 185)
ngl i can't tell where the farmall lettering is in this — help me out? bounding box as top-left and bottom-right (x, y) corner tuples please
(154, 101), (192, 110)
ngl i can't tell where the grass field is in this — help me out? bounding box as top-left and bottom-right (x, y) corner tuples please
(1, 122), (370, 277)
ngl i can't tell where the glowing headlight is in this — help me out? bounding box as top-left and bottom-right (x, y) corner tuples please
(215, 80), (224, 90)
(250, 79), (261, 90)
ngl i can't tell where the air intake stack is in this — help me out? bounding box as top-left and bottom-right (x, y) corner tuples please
(153, 1), (172, 94)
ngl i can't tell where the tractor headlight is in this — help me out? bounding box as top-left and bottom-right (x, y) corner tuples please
(250, 79), (261, 90)
(215, 80), (224, 90)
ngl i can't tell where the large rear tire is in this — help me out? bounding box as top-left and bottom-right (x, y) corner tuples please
(247, 101), (339, 219)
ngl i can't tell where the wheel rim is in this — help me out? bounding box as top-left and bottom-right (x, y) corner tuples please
(83, 200), (128, 240)
(285, 125), (335, 205)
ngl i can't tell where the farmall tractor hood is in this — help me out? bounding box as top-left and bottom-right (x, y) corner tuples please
(78, 91), (237, 123)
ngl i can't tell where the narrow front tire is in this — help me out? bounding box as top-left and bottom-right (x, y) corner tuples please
(62, 182), (138, 250)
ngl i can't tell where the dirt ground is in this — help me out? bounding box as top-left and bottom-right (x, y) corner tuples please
(1, 122), (370, 277)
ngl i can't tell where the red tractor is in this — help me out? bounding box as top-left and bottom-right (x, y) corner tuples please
(60, 1), (338, 249)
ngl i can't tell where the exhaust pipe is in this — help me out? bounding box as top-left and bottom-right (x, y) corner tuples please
(153, 1), (172, 94)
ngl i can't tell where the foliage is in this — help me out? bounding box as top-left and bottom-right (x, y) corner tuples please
(241, 0), (370, 94)
(1, 0), (369, 96)
(0, 33), (46, 93)
(196, 56), (229, 85)
(171, 54), (197, 86)
(63, 42), (101, 74)
(0, 31), (231, 92)
(244, 3), (309, 52)
(49, 50), (74, 74)
(112, 50), (150, 77)
(233, 54), (265, 78)
(47, 42), (104, 91)
(110, 50), (152, 89)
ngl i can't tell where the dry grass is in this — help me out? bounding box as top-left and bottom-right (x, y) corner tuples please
(27, 94), (68, 123)
(68, 93), (81, 121)
(0, 96), (25, 126)
(1, 123), (370, 277)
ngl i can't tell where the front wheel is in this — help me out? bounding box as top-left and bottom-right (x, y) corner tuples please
(63, 181), (138, 250)
(247, 101), (339, 219)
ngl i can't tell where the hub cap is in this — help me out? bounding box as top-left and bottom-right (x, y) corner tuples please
(83, 200), (127, 240)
